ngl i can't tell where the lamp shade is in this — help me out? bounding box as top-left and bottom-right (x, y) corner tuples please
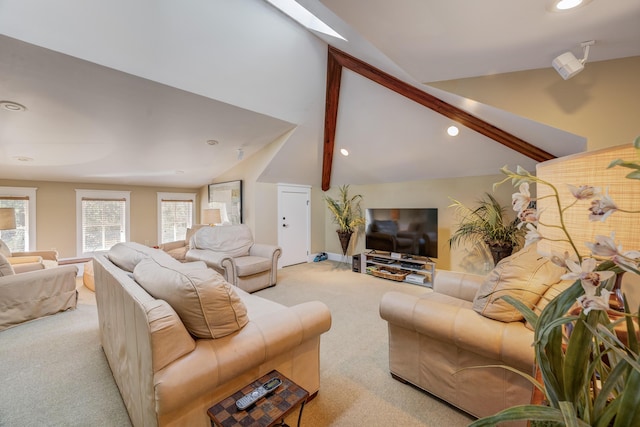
(202, 208), (222, 226)
(0, 207), (16, 230)
(536, 144), (640, 258)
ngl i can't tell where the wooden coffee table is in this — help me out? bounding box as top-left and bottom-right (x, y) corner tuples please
(207, 370), (309, 427)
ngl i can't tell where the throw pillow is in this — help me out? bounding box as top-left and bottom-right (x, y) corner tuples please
(133, 258), (249, 338)
(0, 239), (11, 257)
(108, 241), (177, 272)
(0, 253), (15, 276)
(472, 244), (566, 322)
(192, 224), (253, 258)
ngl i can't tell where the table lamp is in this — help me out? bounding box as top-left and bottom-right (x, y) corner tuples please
(202, 208), (222, 226)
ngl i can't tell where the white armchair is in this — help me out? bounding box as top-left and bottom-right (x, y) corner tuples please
(186, 224), (282, 293)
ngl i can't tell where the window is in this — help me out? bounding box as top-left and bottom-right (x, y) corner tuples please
(157, 193), (196, 244)
(0, 187), (37, 251)
(76, 190), (130, 256)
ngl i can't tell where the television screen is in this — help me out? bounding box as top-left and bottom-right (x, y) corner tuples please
(365, 208), (438, 259)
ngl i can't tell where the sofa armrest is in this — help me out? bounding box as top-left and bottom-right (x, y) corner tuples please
(249, 243), (281, 260)
(432, 270), (485, 302)
(379, 291), (534, 370)
(11, 250), (58, 262)
(160, 240), (186, 252)
(153, 300), (331, 415)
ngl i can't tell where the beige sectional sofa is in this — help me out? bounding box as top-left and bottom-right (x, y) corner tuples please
(379, 244), (570, 422)
(94, 242), (331, 427)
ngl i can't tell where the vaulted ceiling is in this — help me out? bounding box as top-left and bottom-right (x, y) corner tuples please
(1, 0), (638, 188)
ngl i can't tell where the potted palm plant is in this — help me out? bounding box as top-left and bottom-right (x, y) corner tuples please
(324, 185), (365, 256)
(448, 192), (524, 265)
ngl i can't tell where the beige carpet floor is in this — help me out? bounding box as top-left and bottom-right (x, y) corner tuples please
(261, 261), (474, 426)
(0, 260), (474, 426)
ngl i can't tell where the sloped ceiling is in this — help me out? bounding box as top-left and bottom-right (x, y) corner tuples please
(0, 0), (611, 188)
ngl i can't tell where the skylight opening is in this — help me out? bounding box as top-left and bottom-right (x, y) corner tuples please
(264, 0), (347, 41)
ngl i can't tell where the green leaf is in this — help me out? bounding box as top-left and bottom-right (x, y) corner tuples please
(613, 368), (640, 426)
(469, 404), (591, 426)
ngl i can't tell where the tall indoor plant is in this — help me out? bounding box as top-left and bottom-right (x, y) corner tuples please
(324, 185), (365, 256)
(449, 192), (524, 265)
(470, 138), (640, 427)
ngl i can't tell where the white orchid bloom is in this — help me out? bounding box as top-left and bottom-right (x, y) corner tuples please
(561, 258), (615, 296)
(577, 290), (611, 315)
(567, 184), (600, 200)
(585, 233), (621, 257)
(588, 192), (618, 222)
(512, 182), (531, 213)
(549, 250), (572, 269)
(517, 207), (540, 228)
(524, 223), (541, 247)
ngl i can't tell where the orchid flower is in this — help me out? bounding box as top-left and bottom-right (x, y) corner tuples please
(588, 191), (618, 222)
(549, 250), (572, 269)
(577, 290), (611, 315)
(524, 223), (541, 247)
(561, 257), (615, 296)
(567, 184), (600, 200)
(512, 182), (531, 213)
(585, 233), (620, 257)
(517, 207), (539, 228)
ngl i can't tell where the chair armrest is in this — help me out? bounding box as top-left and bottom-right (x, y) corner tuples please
(0, 265), (78, 301)
(249, 243), (282, 260)
(12, 250), (58, 262)
(160, 240), (186, 252)
(432, 270), (486, 302)
(379, 291), (534, 370)
(7, 255), (43, 265)
(185, 249), (235, 282)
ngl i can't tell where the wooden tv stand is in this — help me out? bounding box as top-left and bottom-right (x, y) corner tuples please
(359, 251), (435, 287)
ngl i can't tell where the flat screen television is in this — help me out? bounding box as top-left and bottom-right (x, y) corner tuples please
(365, 208), (438, 259)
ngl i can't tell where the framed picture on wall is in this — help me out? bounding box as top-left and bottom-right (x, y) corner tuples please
(208, 180), (242, 224)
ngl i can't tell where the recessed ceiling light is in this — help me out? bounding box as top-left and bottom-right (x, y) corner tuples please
(340, 148), (349, 156)
(206, 139), (219, 146)
(447, 126), (459, 137)
(547, 0), (592, 12)
(1, 101), (27, 112)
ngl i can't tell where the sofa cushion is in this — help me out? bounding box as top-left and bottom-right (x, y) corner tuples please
(192, 224), (253, 257)
(472, 244), (566, 322)
(133, 258), (249, 338)
(0, 240), (11, 257)
(0, 253), (15, 276)
(108, 241), (178, 272)
(234, 256), (272, 277)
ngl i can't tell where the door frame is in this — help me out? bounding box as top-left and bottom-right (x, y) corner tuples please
(277, 184), (311, 268)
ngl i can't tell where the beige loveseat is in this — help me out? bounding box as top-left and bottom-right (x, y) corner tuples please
(0, 253), (78, 331)
(186, 224), (281, 293)
(379, 244), (569, 422)
(94, 242), (331, 427)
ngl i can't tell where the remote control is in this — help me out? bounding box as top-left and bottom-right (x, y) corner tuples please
(235, 377), (282, 410)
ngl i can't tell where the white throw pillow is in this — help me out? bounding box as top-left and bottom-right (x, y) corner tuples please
(108, 241), (178, 272)
(0, 253), (15, 277)
(0, 239), (11, 257)
(133, 258), (248, 339)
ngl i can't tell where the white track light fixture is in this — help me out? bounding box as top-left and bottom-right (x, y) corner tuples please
(552, 40), (595, 80)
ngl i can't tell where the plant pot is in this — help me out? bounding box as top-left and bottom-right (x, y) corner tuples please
(489, 243), (513, 265)
(337, 230), (353, 256)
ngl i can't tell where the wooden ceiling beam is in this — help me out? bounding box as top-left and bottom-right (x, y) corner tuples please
(321, 45), (555, 191)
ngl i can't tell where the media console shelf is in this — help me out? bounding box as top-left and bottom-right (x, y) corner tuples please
(360, 251), (435, 287)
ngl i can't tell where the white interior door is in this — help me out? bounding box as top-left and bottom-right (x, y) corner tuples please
(277, 184), (310, 268)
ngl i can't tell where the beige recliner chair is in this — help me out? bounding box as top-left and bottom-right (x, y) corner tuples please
(0, 253), (77, 331)
(0, 239), (59, 273)
(186, 224), (282, 293)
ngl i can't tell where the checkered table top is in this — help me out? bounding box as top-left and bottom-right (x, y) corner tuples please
(207, 371), (309, 427)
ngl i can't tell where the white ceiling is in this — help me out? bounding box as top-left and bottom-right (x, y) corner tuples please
(1, 0), (638, 188)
